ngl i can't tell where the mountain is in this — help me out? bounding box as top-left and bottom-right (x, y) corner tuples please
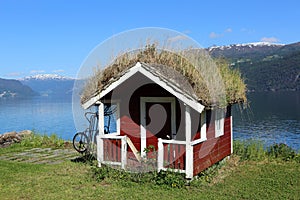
(208, 42), (284, 60)
(20, 74), (75, 97)
(0, 78), (38, 98)
(208, 42), (300, 92)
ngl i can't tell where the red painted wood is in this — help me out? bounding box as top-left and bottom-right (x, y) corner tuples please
(102, 139), (123, 163)
(162, 143), (186, 170)
(193, 107), (232, 176)
(113, 140), (116, 161)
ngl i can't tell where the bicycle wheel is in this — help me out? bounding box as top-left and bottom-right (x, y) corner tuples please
(73, 132), (89, 153)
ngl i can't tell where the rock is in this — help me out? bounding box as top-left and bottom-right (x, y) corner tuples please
(2, 131), (17, 140)
(18, 130), (33, 137)
(13, 135), (22, 142)
(0, 130), (33, 148)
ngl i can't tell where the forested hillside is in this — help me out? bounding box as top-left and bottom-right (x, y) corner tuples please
(209, 42), (300, 92)
(0, 78), (37, 98)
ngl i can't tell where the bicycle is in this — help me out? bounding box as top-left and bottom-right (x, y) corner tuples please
(72, 111), (99, 154)
(72, 104), (117, 154)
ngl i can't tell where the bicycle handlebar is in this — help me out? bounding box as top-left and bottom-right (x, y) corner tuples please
(84, 111), (98, 123)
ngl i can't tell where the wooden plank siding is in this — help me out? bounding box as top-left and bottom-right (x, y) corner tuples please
(120, 115), (141, 151)
(103, 138), (122, 162)
(162, 143), (186, 170)
(193, 107), (232, 176)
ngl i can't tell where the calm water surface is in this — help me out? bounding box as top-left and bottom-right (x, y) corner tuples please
(0, 97), (76, 140)
(233, 91), (300, 150)
(0, 92), (299, 150)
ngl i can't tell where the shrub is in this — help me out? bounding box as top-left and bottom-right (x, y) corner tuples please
(267, 143), (297, 161)
(233, 140), (266, 161)
(153, 170), (186, 188)
(234, 140), (299, 162)
(91, 164), (186, 188)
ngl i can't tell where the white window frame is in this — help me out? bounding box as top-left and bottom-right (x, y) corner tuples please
(215, 108), (225, 138)
(190, 110), (207, 145)
(102, 100), (120, 136)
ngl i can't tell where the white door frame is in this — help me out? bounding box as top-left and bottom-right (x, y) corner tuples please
(140, 97), (176, 157)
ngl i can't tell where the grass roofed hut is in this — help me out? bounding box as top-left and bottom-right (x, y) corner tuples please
(81, 44), (246, 178)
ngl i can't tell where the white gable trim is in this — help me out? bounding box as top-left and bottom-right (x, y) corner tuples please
(83, 62), (205, 113)
(82, 62), (142, 109)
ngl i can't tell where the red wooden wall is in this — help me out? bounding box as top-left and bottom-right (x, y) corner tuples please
(102, 74), (232, 175)
(193, 107), (232, 176)
(116, 83), (182, 152)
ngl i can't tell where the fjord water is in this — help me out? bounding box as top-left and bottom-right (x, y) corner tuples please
(0, 97), (76, 140)
(0, 92), (299, 150)
(232, 91), (300, 150)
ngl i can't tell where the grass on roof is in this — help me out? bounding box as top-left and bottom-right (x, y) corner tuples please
(81, 44), (247, 108)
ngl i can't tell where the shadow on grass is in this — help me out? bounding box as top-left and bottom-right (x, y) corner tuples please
(71, 153), (96, 164)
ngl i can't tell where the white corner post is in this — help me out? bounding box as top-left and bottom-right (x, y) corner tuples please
(230, 115), (233, 154)
(97, 102), (104, 167)
(121, 136), (127, 169)
(140, 99), (146, 158)
(200, 110), (207, 141)
(157, 138), (164, 172)
(185, 105), (193, 179)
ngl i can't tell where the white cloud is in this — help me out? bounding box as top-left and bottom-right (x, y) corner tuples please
(225, 28), (232, 33)
(30, 70), (45, 74)
(6, 72), (23, 77)
(261, 37), (280, 43)
(209, 32), (223, 39)
(209, 28), (232, 39)
(167, 35), (188, 42)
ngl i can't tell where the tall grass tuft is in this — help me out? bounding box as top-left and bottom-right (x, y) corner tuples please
(233, 140), (266, 161)
(20, 132), (65, 148)
(234, 140), (299, 162)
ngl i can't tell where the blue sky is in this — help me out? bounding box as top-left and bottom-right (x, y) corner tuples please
(0, 0), (299, 79)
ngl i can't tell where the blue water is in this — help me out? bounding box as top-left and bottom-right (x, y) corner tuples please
(0, 92), (299, 150)
(0, 97), (76, 140)
(232, 91), (300, 151)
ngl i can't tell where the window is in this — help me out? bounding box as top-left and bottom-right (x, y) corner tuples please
(103, 102), (119, 135)
(215, 108), (225, 137)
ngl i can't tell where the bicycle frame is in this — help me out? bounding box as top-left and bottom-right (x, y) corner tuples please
(72, 111), (99, 154)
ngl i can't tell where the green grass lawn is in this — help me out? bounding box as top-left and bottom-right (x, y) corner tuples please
(0, 138), (299, 200)
(0, 155), (299, 199)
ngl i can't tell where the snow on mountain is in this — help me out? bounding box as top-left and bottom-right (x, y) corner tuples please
(19, 74), (75, 97)
(20, 74), (74, 81)
(208, 42), (284, 52)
